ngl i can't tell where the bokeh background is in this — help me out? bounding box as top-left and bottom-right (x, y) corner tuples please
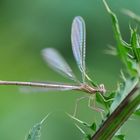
(0, 0), (140, 139)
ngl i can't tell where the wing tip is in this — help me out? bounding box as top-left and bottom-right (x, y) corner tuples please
(73, 16), (84, 21)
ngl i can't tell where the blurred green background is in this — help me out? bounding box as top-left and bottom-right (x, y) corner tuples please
(0, 0), (140, 139)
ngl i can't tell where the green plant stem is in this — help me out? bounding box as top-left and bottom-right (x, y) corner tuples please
(91, 85), (140, 140)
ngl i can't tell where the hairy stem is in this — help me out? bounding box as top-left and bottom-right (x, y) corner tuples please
(91, 85), (140, 140)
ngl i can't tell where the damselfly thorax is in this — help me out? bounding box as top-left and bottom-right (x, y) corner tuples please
(79, 84), (106, 94)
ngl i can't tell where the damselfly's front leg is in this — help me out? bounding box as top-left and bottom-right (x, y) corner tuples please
(73, 95), (105, 118)
(73, 96), (89, 117)
(88, 95), (105, 119)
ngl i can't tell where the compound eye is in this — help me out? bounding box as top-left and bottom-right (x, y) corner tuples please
(99, 84), (106, 94)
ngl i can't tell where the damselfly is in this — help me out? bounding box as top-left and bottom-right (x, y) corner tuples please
(0, 17), (106, 106)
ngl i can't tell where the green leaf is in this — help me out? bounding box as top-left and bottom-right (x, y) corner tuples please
(67, 113), (96, 131)
(103, 0), (138, 76)
(75, 124), (91, 140)
(134, 105), (140, 116)
(103, 0), (130, 50)
(130, 28), (140, 62)
(103, 0), (122, 43)
(96, 92), (115, 111)
(115, 134), (125, 140)
(26, 123), (42, 140)
(92, 83), (140, 139)
(91, 1), (140, 140)
(95, 93), (109, 110)
(110, 77), (138, 113)
(25, 114), (50, 140)
(134, 108), (140, 116)
(126, 58), (138, 76)
(85, 134), (92, 140)
(90, 122), (97, 131)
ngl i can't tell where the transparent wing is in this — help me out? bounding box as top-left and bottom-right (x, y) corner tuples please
(71, 16), (86, 83)
(42, 48), (77, 81)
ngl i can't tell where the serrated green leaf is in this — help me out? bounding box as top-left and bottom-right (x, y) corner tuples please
(110, 78), (138, 113)
(96, 92), (115, 111)
(103, 0), (122, 43)
(75, 124), (86, 136)
(25, 114), (50, 140)
(103, 0), (138, 77)
(85, 134), (92, 140)
(115, 134), (125, 140)
(68, 114), (90, 126)
(134, 105), (140, 116)
(103, 0), (130, 56)
(26, 123), (42, 140)
(67, 113), (97, 131)
(75, 124), (91, 140)
(134, 108), (140, 116)
(130, 28), (140, 62)
(126, 58), (138, 76)
(90, 122), (96, 131)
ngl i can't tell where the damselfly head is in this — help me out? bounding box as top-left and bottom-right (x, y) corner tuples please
(98, 84), (106, 94)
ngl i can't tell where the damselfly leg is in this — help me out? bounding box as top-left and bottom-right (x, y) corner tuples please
(72, 94), (105, 118)
(73, 96), (89, 117)
(88, 95), (104, 119)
